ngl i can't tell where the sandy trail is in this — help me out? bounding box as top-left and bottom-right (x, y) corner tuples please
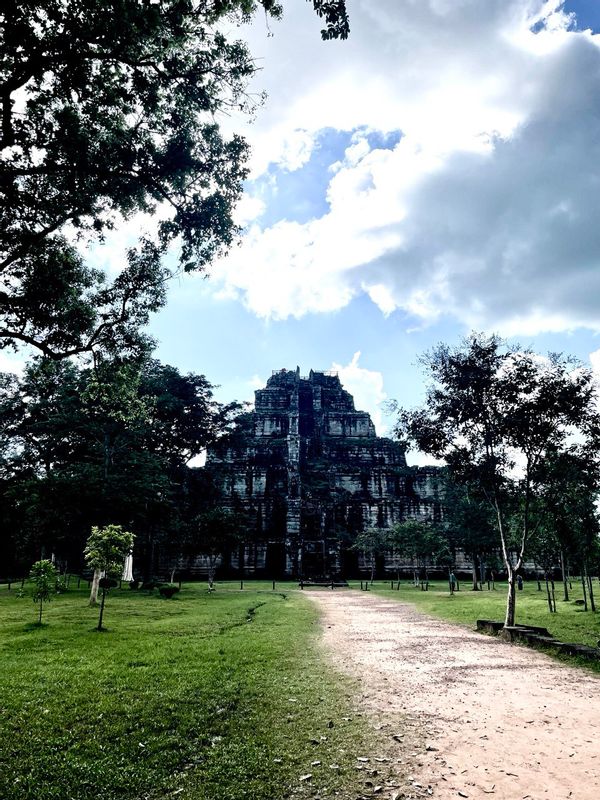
(309, 590), (600, 800)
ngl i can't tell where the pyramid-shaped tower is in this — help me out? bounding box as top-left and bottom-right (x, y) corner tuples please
(205, 368), (441, 578)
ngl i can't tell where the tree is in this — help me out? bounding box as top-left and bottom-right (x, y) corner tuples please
(441, 474), (498, 591)
(534, 446), (600, 608)
(0, 353), (237, 577)
(352, 528), (389, 584)
(29, 559), (59, 625)
(188, 508), (242, 588)
(84, 524), (134, 630)
(391, 519), (448, 589)
(0, 1), (348, 360)
(397, 333), (598, 627)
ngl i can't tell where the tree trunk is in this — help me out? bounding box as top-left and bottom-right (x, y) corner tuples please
(505, 567), (516, 627)
(97, 588), (107, 631)
(471, 556), (479, 591)
(581, 567), (588, 611)
(544, 573), (553, 613)
(89, 568), (101, 605)
(588, 573), (596, 612)
(38, 597), (43, 625)
(560, 548), (569, 601)
(103, 432), (111, 481)
(370, 557), (375, 585)
(122, 553), (134, 582)
(208, 554), (217, 589)
(550, 578), (556, 613)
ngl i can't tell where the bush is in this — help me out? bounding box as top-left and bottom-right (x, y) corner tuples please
(159, 585), (180, 599)
(141, 580), (158, 591)
(99, 577), (118, 590)
(129, 580), (139, 590)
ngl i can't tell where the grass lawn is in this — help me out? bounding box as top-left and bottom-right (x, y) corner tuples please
(354, 576), (600, 654)
(0, 581), (382, 800)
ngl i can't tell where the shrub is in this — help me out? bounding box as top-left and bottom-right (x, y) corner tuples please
(159, 585), (180, 599)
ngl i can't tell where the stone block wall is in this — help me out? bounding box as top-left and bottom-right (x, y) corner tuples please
(204, 367), (442, 578)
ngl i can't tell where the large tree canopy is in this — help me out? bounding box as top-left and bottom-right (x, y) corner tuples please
(0, 0), (348, 359)
(397, 333), (600, 626)
(0, 353), (237, 573)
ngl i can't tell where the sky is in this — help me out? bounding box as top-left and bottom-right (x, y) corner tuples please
(12, 0), (600, 463)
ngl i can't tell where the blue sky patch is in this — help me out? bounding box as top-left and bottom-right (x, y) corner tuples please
(563, 0), (600, 32)
(249, 127), (402, 227)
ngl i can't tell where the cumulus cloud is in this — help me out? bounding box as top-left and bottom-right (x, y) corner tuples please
(212, 0), (600, 335)
(331, 352), (388, 434)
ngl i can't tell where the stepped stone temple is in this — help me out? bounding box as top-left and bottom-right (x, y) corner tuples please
(204, 368), (441, 579)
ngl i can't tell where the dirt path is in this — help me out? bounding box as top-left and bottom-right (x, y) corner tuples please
(309, 590), (600, 800)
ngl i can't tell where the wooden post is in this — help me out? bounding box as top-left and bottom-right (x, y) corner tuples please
(240, 579), (244, 590)
(77, 576), (81, 588)
(272, 579), (275, 591)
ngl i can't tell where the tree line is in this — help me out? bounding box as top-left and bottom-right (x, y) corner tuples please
(0, 351), (244, 580)
(387, 333), (600, 627)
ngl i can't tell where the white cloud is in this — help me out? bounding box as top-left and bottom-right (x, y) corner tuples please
(331, 351), (388, 434)
(211, 1), (600, 336)
(590, 348), (600, 379)
(0, 351), (25, 376)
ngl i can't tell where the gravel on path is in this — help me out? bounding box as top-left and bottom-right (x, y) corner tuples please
(309, 590), (600, 800)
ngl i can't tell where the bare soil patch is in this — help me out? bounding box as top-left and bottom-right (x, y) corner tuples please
(309, 590), (600, 800)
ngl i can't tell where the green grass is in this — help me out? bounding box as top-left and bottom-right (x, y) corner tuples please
(0, 581), (383, 800)
(355, 577), (600, 651)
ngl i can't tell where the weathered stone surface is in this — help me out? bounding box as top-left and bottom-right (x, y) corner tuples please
(205, 368), (442, 578)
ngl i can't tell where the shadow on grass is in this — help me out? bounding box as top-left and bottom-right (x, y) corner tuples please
(23, 621), (49, 632)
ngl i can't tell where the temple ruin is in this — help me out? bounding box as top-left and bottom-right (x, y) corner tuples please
(204, 367), (442, 579)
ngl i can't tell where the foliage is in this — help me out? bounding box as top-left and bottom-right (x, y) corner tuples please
(397, 333), (599, 626)
(189, 507), (244, 585)
(391, 519), (450, 580)
(0, 354), (235, 576)
(84, 525), (134, 577)
(0, 1), (348, 359)
(84, 524), (134, 629)
(351, 527), (389, 582)
(158, 584), (180, 599)
(29, 558), (59, 624)
(439, 472), (498, 588)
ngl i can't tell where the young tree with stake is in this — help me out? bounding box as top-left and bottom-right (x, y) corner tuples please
(29, 559), (59, 625)
(84, 525), (134, 631)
